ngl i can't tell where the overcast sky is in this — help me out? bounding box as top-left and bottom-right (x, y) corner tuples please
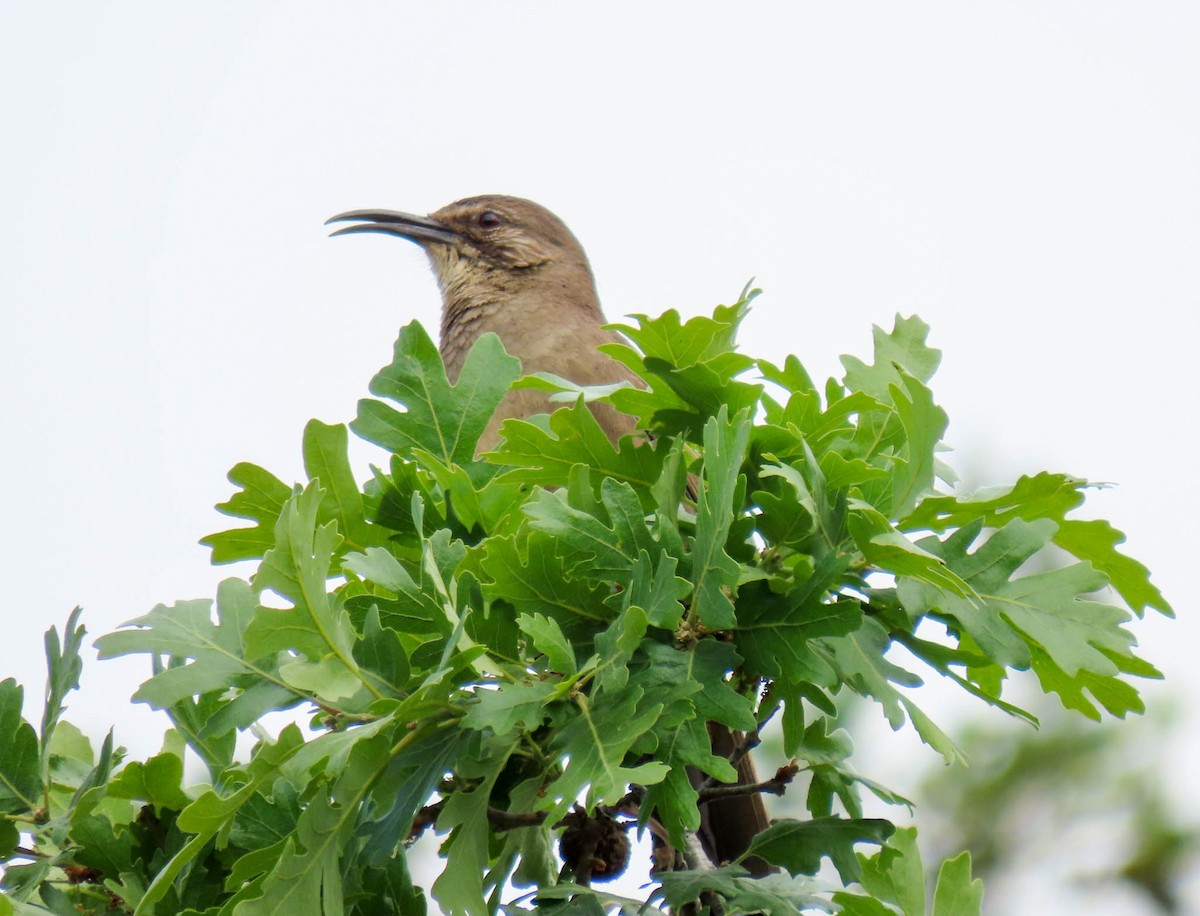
(2, 3), (1197, 913)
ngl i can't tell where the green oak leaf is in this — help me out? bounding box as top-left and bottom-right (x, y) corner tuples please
(847, 502), (973, 597)
(543, 689), (667, 820)
(636, 355), (764, 432)
(820, 450), (892, 490)
(482, 399), (661, 493)
(523, 478), (657, 581)
(354, 605), (410, 690)
(900, 471), (1089, 531)
(490, 776), (557, 896)
(517, 613), (577, 675)
(232, 789), (353, 916)
(592, 605), (649, 695)
(854, 826), (926, 915)
(40, 607), (85, 776)
(151, 678), (237, 778)
(1054, 518), (1172, 617)
(896, 630), (1038, 725)
(900, 519), (1145, 686)
(356, 726), (471, 866)
(606, 297), (753, 370)
(840, 314), (942, 397)
(301, 419), (381, 553)
(473, 531), (613, 641)
(134, 726), (305, 914)
(794, 717), (905, 819)
(751, 482), (817, 550)
(633, 640), (756, 846)
(44, 720), (94, 789)
(608, 549), (691, 630)
(352, 322), (522, 465)
(681, 639), (758, 731)
(0, 680), (41, 814)
(899, 473), (1171, 618)
(832, 826), (982, 916)
(887, 371), (948, 518)
(278, 656), (364, 701)
(365, 454), (443, 543)
(235, 727), (410, 916)
(243, 483), (364, 692)
(229, 780), (301, 850)
(96, 578), (290, 715)
(758, 445), (846, 564)
(1028, 643), (1161, 720)
(932, 851), (984, 916)
(636, 718), (719, 846)
(758, 373), (887, 460)
(745, 816), (894, 883)
(463, 681), (557, 737)
(343, 546), (453, 636)
(829, 897), (895, 916)
(758, 351), (820, 402)
(71, 814), (137, 884)
(821, 618), (964, 764)
(352, 849), (427, 916)
(601, 294), (758, 430)
(0, 818), (18, 864)
(106, 750), (191, 809)
(202, 461), (292, 564)
(654, 865), (848, 915)
(433, 744), (515, 916)
(691, 406), (753, 630)
(734, 556), (862, 687)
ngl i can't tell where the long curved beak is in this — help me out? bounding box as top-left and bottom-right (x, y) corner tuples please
(325, 209), (459, 246)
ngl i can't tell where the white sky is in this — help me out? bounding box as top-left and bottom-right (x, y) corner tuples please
(2, 3), (1197, 913)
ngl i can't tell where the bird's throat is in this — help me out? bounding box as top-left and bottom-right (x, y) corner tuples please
(434, 255), (605, 384)
(439, 294), (504, 381)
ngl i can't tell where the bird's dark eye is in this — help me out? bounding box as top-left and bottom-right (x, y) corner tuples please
(477, 210), (503, 229)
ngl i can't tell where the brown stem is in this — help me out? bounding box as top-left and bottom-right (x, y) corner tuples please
(697, 763), (798, 802)
(488, 807), (548, 831)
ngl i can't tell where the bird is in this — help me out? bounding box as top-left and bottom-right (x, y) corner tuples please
(326, 194), (771, 875)
(326, 196), (639, 453)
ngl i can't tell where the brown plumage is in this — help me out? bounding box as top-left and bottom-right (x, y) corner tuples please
(329, 195), (639, 452)
(327, 194), (771, 874)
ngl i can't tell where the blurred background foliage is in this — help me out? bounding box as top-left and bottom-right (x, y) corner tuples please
(762, 688), (1198, 914)
(916, 694), (1197, 915)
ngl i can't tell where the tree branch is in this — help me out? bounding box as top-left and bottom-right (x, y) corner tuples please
(697, 762), (799, 802)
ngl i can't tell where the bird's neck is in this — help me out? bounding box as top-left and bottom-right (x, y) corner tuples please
(435, 254), (604, 381)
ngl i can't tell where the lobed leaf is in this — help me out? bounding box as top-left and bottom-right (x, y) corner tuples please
(900, 519), (1148, 691)
(0, 681), (40, 814)
(202, 462), (293, 564)
(482, 399), (661, 493)
(745, 816), (895, 883)
(690, 406), (753, 629)
(243, 483), (368, 702)
(352, 323), (521, 466)
(40, 607), (85, 777)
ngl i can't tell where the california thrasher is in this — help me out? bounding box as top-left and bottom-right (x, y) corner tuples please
(327, 196), (637, 452)
(327, 194), (771, 875)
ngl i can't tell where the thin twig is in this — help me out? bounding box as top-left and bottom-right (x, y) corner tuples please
(697, 763), (799, 802)
(700, 728), (760, 791)
(488, 807), (548, 831)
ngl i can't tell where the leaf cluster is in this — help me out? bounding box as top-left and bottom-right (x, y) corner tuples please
(0, 292), (1169, 914)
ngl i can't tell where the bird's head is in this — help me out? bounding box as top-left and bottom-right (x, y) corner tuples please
(327, 195), (592, 287)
